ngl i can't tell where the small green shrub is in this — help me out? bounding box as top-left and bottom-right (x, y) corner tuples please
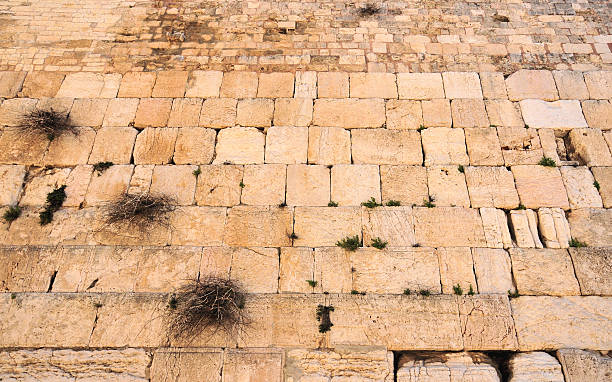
(538, 156), (556, 167)
(515, 204), (526, 210)
(508, 290), (520, 299)
(336, 235), (361, 251)
(418, 289), (431, 296)
(192, 167), (202, 177)
(306, 280), (317, 287)
(351, 289), (366, 295)
(361, 197), (381, 208)
(93, 161), (113, 175)
(569, 238), (587, 248)
(39, 185), (67, 225)
(457, 165), (465, 173)
(328, 201), (339, 207)
(316, 305), (334, 333)
(467, 284), (475, 296)
(239, 181), (245, 188)
(3, 205), (21, 223)
(403, 288), (411, 295)
(453, 284), (463, 295)
(593, 180), (600, 191)
(417, 125), (426, 132)
(385, 200), (401, 206)
(288, 232), (298, 240)
(371, 237), (388, 249)
(423, 196), (435, 208)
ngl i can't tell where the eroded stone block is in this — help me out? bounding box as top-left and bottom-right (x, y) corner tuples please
(213, 127), (265, 164)
(352, 129), (422, 165)
(331, 164), (380, 206)
(380, 165), (428, 206)
(506, 70), (558, 101)
(510, 248), (580, 296)
(307, 126), (351, 165)
(265, 126), (308, 164)
(241, 164), (286, 206)
(195, 165), (243, 207)
(397, 73), (445, 99)
(224, 206), (292, 246)
(313, 99), (385, 128)
(512, 165), (569, 209)
(465, 166), (519, 209)
(88, 126), (137, 164)
(569, 248), (612, 296)
(422, 128), (469, 166)
(133, 128), (178, 165)
(520, 100), (587, 129)
(294, 207), (361, 247)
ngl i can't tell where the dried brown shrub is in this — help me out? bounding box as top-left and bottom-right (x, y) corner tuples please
(102, 193), (176, 231)
(21, 109), (76, 140)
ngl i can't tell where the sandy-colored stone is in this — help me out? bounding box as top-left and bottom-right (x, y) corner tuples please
(537, 208), (571, 249)
(480, 207), (513, 249)
(512, 165), (570, 209)
(273, 98), (312, 126)
(151, 348), (222, 382)
(152, 71), (188, 98)
(317, 72), (349, 98)
(510, 248), (580, 295)
(569, 248), (611, 296)
(57, 73), (120, 98)
(167, 98), (202, 127)
(118, 72), (156, 98)
(195, 165), (243, 206)
(220, 72), (258, 98)
(69, 98), (109, 127)
(173, 127), (216, 165)
(557, 348), (612, 382)
(458, 295), (518, 350)
(422, 128), (469, 166)
(422, 99), (452, 127)
(213, 127), (265, 164)
(582, 100), (612, 130)
(506, 70), (559, 101)
(236, 98), (274, 127)
(150, 165), (196, 205)
(294, 71), (317, 98)
(134, 98), (172, 128)
(307, 126), (351, 165)
(84, 165), (133, 205)
(362, 207), (416, 247)
(0, 98), (38, 126)
(265, 126), (308, 164)
(485, 100), (523, 127)
(472, 248), (514, 294)
(313, 247), (352, 293)
(20, 167), (71, 206)
(464, 127), (504, 166)
(520, 99), (587, 129)
(443, 72), (482, 99)
(88, 126), (137, 164)
(241, 164), (286, 205)
(63, 165), (93, 207)
(257, 72), (294, 98)
(451, 99), (489, 128)
(584, 71), (612, 99)
(294, 207), (361, 247)
(102, 98), (139, 127)
(553, 71), (589, 99)
(509, 209), (543, 248)
(350, 73), (397, 98)
(427, 165), (470, 207)
(436, 247), (477, 294)
(331, 164), (380, 206)
(222, 350), (282, 382)
(314, 99), (385, 128)
(397, 73), (445, 99)
(227, 247), (279, 293)
(380, 165), (428, 206)
(568, 128), (612, 166)
(592, 167), (612, 207)
(538, 129), (561, 164)
(20, 71), (64, 98)
(480, 72), (507, 99)
(286, 164), (329, 206)
(133, 128), (178, 165)
(397, 352), (500, 382)
(497, 127), (543, 165)
(279, 247), (314, 293)
(465, 166), (519, 208)
(128, 165), (153, 195)
(199, 98), (237, 128)
(170, 207), (226, 246)
(352, 129), (422, 165)
(508, 352), (564, 382)
(185, 70), (223, 98)
(0, 165), (26, 206)
(386, 100), (423, 130)
(413, 207), (486, 247)
(560, 166), (602, 208)
(224, 206), (292, 246)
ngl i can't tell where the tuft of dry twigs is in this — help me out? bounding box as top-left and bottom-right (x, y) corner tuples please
(166, 277), (249, 341)
(102, 193), (176, 231)
(21, 109), (76, 141)
(359, 3), (381, 17)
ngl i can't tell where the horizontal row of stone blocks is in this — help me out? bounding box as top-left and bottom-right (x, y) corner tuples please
(1, 245), (608, 297)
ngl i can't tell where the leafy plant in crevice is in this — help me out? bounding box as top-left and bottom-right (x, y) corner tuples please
(467, 284), (475, 296)
(423, 195), (436, 208)
(418, 289), (431, 296)
(569, 238), (587, 248)
(371, 237), (388, 249)
(538, 156), (556, 167)
(39, 185), (67, 225)
(361, 197), (381, 208)
(3, 205), (21, 223)
(316, 304), (335, 333)
(336, 235), (361, 251)
(328, 201), (339, 207)
(507, 290), (520, 299)
(453, 284), (463, 296)
(93, 161), (113, 175)
(306, 280), (317, 288)
(385, 200), (401, 206)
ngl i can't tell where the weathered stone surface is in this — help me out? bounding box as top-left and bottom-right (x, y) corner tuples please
(185, 70), (223, 98)
(0, 246), (57, 292)
(286, 164), (329, 206)
(422, 128), (469, 166)
(427, 165), (470, 207)
(537, 208), (571, 249)
(167, 98), (202, 127)
(553, 71), (589, 99)
(213, 127), (265, 164)
(294, 71), (317, 98)
(567, 208), (612, 247)
(133, 128), (178, 165)
(317, 72), (349, 98)
(506, 70), (558, 101)
(102, 98), (139, 127)
(582, 100), (612, 130)
(313, 99), (385, 128)
(195, 165), (243, 206)
(134, 98), (172, 128)
(237, 164), (284, 206)
(350, 72), (397, 98)
(199, 98), (237, 128)
(0, 127), (49, 166)
(509, 209), (543, 248)
(362, 207), (416, 247)
(118, 72), (156, 98)
(64, 165), (93, 207)
(485, 100), (523, 127)
(128, 165), (154, 196)
(279, 247), (314, 293)
(459, 295), (518, 350)
(437, 247), (477, 294)
(152, 71), (188, 98)
(69, 98), (109, 127)
(224, 206), (292, 247)
(557, 348), (612, 382)
(331, 164), (381, 206)
(584, 71), (612, 99)
(236, 98), (274, 127)
(265, 126), (308, 164)
(150, 165), (197, 205)
(512, 165), (569, 209)
(57, 73), (120, 98)
(225, 247), (279, 293)
(85, 165), (133, 205)
(538, 129), (561, 164)
(397, 352), (500, 382)
(465, 166), (519, 209)
(443, 72), (482, 99)
(258, 72), (294, 98)
(151, 348), (222, 382)
(569, 248), (612, 296)
(0, 165), (25, 206)
(294, 207), (361, 247)
(20, 167), (71, 206)
(312, 247), (352, 293)
(497, 127), (543, 165)
(88, 126), (137, 164)
(273, 98), (312, 126)
(520, 100), (587, 129)
(386, 100), (423, 130)
(472, 248), (514, 294)
(464, 128), (504, 166)
(451, 99), (489, 128)
(307, 126), (351, 165)
(422, 99), (452, 127)
(480, 207), (513, 249)
(512, 296), (612, 350)
(592, 167), (612, 207)
(508, 352), (564, 382)
(560, 166), (602, 208)
(170, 207), (225, 246)
(220, 72), (258, 98)
(510, 248), (580, 296)
(568, 129), (612, 166)
(352, 129), (422, 165)
(397, 73), (445, 99)
(223, 350), (283, 382)
(0, 98), (37, 126)
(20, 71), (64, 98)
(414, 207), (486, 247)
(480, 72), (507, 99)
(173, 127), (216, 165)
(380, 165), (428, 206)
(43, 127), (95, 166)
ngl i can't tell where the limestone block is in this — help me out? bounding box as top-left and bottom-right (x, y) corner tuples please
(294, 71), (317, 98)
(465, 166), (519, 209)
(185, 70), (223, 97)
(195, 165), (243, 206)
(128, 165), (153, 195)
(520, 100), (587, 129)
(557, 348), (612, 382)
(422, 128), (469, 166)
(63, 166), (92, 207)
(508, 352), (564, 382)
(43, 127), (95, 166)
(362, 207), (416, 247)
(485, 100), (523, 127)
(258, 72), (294, 98)
(0, 348), (150, 381)
(380, 165), (428, 206)
(89, 126), (137, 164)
(103, 98), (139, 127)
(286, 348), (393, 382)
(497, 127), (543, 165)
(167, 98), (202, 127)
(20, 71), (64, 98)
(480, 72), (507, 99)
(279, 247), (314, 293)
(220, 72), (258, 98)
(69, 98), (109, 127)
(293, 207), (361, 247)
(224, 206), (292, 246)
(170, 207), (226, 246)
(386, 100), (423, 130)
(472, 248), (514, 294)
(0, 165), (25, 205)
(352, 129), (422, 165)
(85, 165), (133, 205)
(592, 167), (612, 207)
(236, 98), (274, 127)
(312, 247), (352, 293)
(560, 166), (602, 208)
(509, 209), (542, 248)
(307, 126), (351, 165)
(352, 248), (441, 294)
(553, 71), (589, 99)
(350, 73), (397, 98)
(464, 128), (504, 166)
(151, 348), (222, 382)
(569, 248), (612, 296)
(568, 208), (612, 247)
(286, 164), (329, 206)
(397, 352), (500, 382)
(228, 247), (279, 293)
(451, 99), (489, 127)
(506, 70), (558, 101)
(422, 99), (452, 127)
(427, 165), (470, 207)
(512, 296), (612, 350)
(213, 127), (265, 164)
(0, 246), (56, 292)
(222, 350), (282, 382)
(397, 73), (445, 99)
(20, 167), (71, 206)
(317, 72), (349, 98)
(512, 165), (570, 209)
(35, 98), (74, 118)
(413, 207), (487, 247)
(118, 72), (156, 98)
(480, 207), (513, 249)
(459, 295), (518, 350)
(512, 248), (580, 296)
(241, 164), (286, 205)
(273, 98), (312, 126)
(200, 246), (232, 278)
(265, 126), (308, 164)
(150, 165), (196, 205)
(568, 128), (612, 166)
(436, 248), (477, 294)
(173, 127), (216, 164)
(584, 71), (612, 99)
(538, 129), (561, 164)
(314, 99), (385, 128)
(582, 100), (612, 130)
(443, 72), (483, 99)
(134, 98), (172, 128)
(331, 164), (380, 206)
(0, 97), (37, 126)
(152, 71), (188, 98)
(199, 98), (237, 128)
(133, 128), (178, 165)
(57, 73), (120, 98)
(537, 208), (571, 249)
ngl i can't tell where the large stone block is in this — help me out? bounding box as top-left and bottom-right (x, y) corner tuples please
(150, 165), (197, 205)
(133, 128), (178, 165)
(167, 98), (202, 127)
(222, 349), (283, 382)
(465, 166), (519, 209)
(0, 165), (25, 206)
(199, 98), (237, 128)
(134, 98), (172, 128)
(265, 126), (308, 164)
(591, 167), (612, 207)
(173, 127), (216, 165)
(459, 295), (518, 350)
(568, 129), (612, 166)
(509, 209), (543, 248)
(224, 206), (292, 247)
(349, 73), (397, 98)
(279, 247), (314, 293)
(220, 72), (258, 98)
(397, 73), (445, 99)
(464, 127), (504, 166)
(273, 98), (312, 126)
(362, 207), (416, 247)
(69, 98), (109, 127)
(427, 165), (470, 207)
(85, 165), (133, 205)
(195, 165), (243, 206)
(294, 71), (317, 98)
(313, 99), (385, 128)
(506, 70), (559, 101)
(88, 126), (137, 164)
(307, 126), (351, 165)
(20, 167), (71, 206)
(103, 98), (139, 127)
(313, 247), (352, 293)
(512, 165), (569, 209)
(413, 207), (486, 247)
(485, 100), (524, 127)
(472, 248), (514, 294)
(44, 127), (96, 166)
(584, 71), (612, 99)
(557, 348), (612, 382)
(567, 208), (612, 247)
(241, 164), (286, 205)
(286, 164), (329, 206)
(508, 352), (564, 382)
(185, 71), (223, 98)
(397, 352), (500, 382)
(257, 72), (294, 98)
(480, 207), (513, 249)
(317, 72), (349, 98)
(380, 165), (428, 206)
(294, 207), (361, 247)
(20, 71), (64, 98)
(537, 208), (571, 249)
(520, 100), (587, 129)
(0, 98), (38, 126)
(553, 70), (589, 100)
(497, 127), (543, 165)
(422, 128), (469, 166)
(569, 248), (612, 296)
(436, 247), (477, 294)
(422, 99), (452, 127)
(560, 166), (603, 208)
(331, 164), (381, 206)
(152, 71), (188, 98)
(213, 127), (265, 164)
(57, 73), (120, 98)
(170, 207), (226, 246)
(226, 247), (279, 293)
(236, 98), (274, 127)
(118, 72), (156, 98)
(150, 348), (222, 382)
(509, 248), (580, 296)
(386, 100), (423, 130)
(0, 246), (58, 292)
(451, 99), (489, 128)
(352, 129), (422, 165)
(443, 72), (483, 99)
(480, 71), (507, 99)
(582, 100), (612, 130)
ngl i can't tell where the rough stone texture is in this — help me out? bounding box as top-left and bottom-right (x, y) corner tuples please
(397, 73), (445, 99)
(472, 248), (515, 294)
(294, 71), (317, 98)
(265, 126), (308, 164)
(128, 165), (153, 196)
(307, 126), (351, 165)
(103, 98), (139, 127)
(436, 247), (477, 294)
(258, 72), (294, 98)
(0, 98), (37, 126)
(85, 165), (133, 206)
(118, 72), (156, 98)
(286, 164), (329, 206)
(44, 127), (96, 167)
(508, 352), (564, 382)
(331, 164), (381, 206)
(557, 348), (612, 382)
(510, 248), (580, 296)
(506, 70), (558, 101)
(312, 247), (352, 293)
(480, 207), (513, 249)
(168, 98), (202, 127)
(362, 207), (416, 247)
(20, 72), (64, 98)
(568, 129), (612, 166)
(520, 100), (587, 129)
(134, 98), (172, 128)
(150, 348), (222, 382)
(185, 70), (223, 98)
(427, 165), (470, 207)
(380, 165), (428, 206)
(422, 128), (469, 166)
(224, 206), (292, 247)
(569, 248), (612, 296)
(222, 350), (282, 382)
(567, 208), (612, 247)
(317, 72), (349, 98)
(133, 128), (178, 165)
(480, 72), (507, 100)
(458, 295), (518, 350)
(57, 73), (120, 98)
(88, 127), (137, 165)
(386, 100), (423, 130)
(241, 164), (286, 206)
(512, 166), (570, 209)
(485, 100), (523, 127)
(152, 71), (188, 98)
(465, 166), (519, 209)
(422, 99), (452, 128)
(537, 208), (571, 249)
(397, 352), (500, 382)
(584, 71), (612, 99)
(236, 98), (274, 127)
(592, 167), (612, 207)
(64, 165), (93, 207)
(199, 98), (237, 128)
(413, 207), (486, 247)
(20, 167), (71, 206)
(219, 72), (258, 98)
(150, 165), (197, 205)
(509, 209), (543, 248)
(497, 127), (543, 166)
(279, 247), (314, 293)
(0, 128), (48, 166)
(294, 207), (361, 247)
(582, 100), (612, 130)
(213, 127), (265, 164)
(464, 128), (504, 166)
(443, 72), (483, 99)
(195, 165), (243, 207)
(350, 73), (398, 98)
(313, 99), (385, 128)
(560, 166), (603, 208)
(170, 207), (225, 246)
(69, 98), (109, 127)
(553, 71), (589, 100)
(0, 165), (25, 206)
(173, 127), (216, 165)
(352, 129), (422, 165)
(451, 99), (489, 128)
(273, 98), (312, 127)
